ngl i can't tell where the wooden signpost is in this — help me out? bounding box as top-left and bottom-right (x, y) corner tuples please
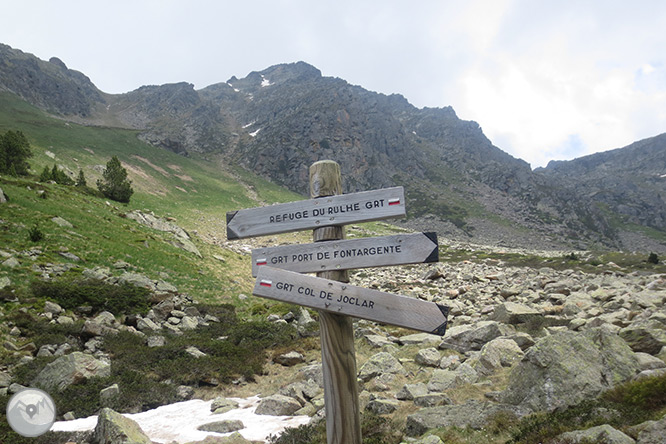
(226, 160), (449, 444)
(251, 232), (439, 276)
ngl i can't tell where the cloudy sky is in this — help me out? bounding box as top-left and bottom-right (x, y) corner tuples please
(3, 0), (666, 168)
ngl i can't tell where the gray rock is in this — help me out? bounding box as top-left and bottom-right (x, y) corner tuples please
(474, 338), (524, 375)
(405, 400), (528, 436)
(366, 398), (399, 414)
(399, 332), (442, 345)
(2, 257), (20, 268)
(396, 383), (428, 400)
(59, 252), (81, 262)
(33, 352), (111, 392)
(619, 321), (666, 355)
(413, 393), (453, 407)
(491, 302), (542, 325)
(211, 397), (240, 413)
(118, 272), (155, 290)
(358, 352), (406, 382)
(94, 311), (116, 326)
(0, 275), (10, 289)
(0, 371), (11, 388)
(176, 385), (194, 400)
(634, 352), (666, 371)
(364, 334), (393, 348)
(415, 347), (441, 367)
(635, 414), (666, 443)
(179, 316), (199, 330)
(274, 351), (305, 366)
(413, 436), (445, 444)
(501, 328), (639, 412)
(0, 186), (6, 203)
(100, 384), (120, 405)
(198, 419), (245, 433)
(146, 336), (166, 347)
(37, 345), (54, 357)
(557, 424), (635, 444)
(255, 394), (302, 416)
(51, 216), (73, 228)
(439, 321), (515, 352)
(185, 346), (207, 358)
(94, 408), (152, 444)
(44, 300), (63, 314)
(136, 317), (160, 332)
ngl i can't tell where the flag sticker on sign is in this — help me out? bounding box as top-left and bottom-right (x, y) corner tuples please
(388, 198), (400, 206)
(256, 258), (267, 266)
(259, 279), (272, 287)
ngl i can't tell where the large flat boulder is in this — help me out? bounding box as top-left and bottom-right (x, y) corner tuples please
(33, 352), (110, 392)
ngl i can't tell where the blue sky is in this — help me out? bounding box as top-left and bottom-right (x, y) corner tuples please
(2, 0), (665, 168)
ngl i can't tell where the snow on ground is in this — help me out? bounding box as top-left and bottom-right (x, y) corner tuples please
(249, 128), (261, 137)
(51, 396), (311, 443)
(261, 75), (272, 87)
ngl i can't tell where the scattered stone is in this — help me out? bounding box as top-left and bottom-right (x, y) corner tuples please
(415, 347), (441, 367)
(63, 411), (76, 421)
(176, 385), (194, 400)
(0, 187), (6, 203)
(136, 317), (160, 332)
(364, 334), (393, 348)
(413, 393), (453, 407)
(59, 252), (81, 262)
(33, 351), (111, 392)
(632, 414), (666, 443)
(198, 419), (245, 434)
(44, 300), (63, 314)
(51, 216), (73, 228)
(185, 346), (207, 358)
(94, 408), (152, 444)
(406, 400), (528, 436)
(398, 332), (442, 346)
(634, 352), (666, 371)
(619, 321), (666, 355)
(474, 338), (524, 375)
(100, 384), (120, 405)
(439, 321), (515, 352)
(255, 394), (302, 416)
(557, 424), (635, 444)
(179, 316), (199, 330)
(274, 351), (305, 366)
(146, 336), (166, 348)
(366, 398), (399, 414)
(211, 397), (240, 414)
(0, 275), (11, 289)
(2, 257), (20, 268)
(396, 383), (428, 400)
(0, 371), (11, 388)
(358, 352), (406, 382)
(491, 302), (542, 325)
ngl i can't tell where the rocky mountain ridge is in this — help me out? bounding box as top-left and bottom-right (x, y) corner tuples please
(1, 43), (664, 251)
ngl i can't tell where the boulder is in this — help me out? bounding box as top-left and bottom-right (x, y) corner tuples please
(255, 394), (302, 416)
(274, 351), (305, 366)
(33, 352), (111, 392)
(439, 321), (515, 352)
(51, 216), (73, 228)
(557, 424), (635, 444)
(415, 347), (441, 367)
(399, 332), (443, 346)
(634, 414), (666, 443)
(501, 328), (639, 412)
(211, 397), (240, 414)
(413, 393), (453, 407)
(491, 302), (542, 325)
(474, 338), (524, 375)
(0, 186), (6, 203)
(619, 321), (666, 355)
(358, 352), (406, 382)
(94, 408), (152, 444)
(396, 383), (428, 400)
(197, 420), (245, 433)
(405, 400), (528, 436)
(366, 398), (400, 415)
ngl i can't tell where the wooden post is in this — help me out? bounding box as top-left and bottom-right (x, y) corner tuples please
(310, 160), (362, 444)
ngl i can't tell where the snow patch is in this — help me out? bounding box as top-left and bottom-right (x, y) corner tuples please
(51, 396), (310, 443)
(249, 128), (261, 137)
(261, 75), (272, 87)
(242, 121), (256, 129)
(660, 174), (666, 178)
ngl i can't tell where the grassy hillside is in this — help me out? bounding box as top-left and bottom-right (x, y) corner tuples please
(0, 91), (306, 304)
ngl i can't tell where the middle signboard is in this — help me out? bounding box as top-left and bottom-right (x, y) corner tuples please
(251, 232), (438, 276)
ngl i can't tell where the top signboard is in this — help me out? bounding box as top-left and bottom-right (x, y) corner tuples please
(226, 187), (405, 240)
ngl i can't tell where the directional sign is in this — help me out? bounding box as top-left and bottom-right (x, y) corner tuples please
(226, 187), (405, 240)
(251, 232), (438, 276)
(253, 266), (450, 335)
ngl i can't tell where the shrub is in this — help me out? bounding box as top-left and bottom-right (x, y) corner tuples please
(28, 224), (44, 242)
(30, 278), (151, 315)
(647, 252), (659, 264)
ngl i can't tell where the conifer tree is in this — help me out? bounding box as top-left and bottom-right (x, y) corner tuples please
(0, 130), (32, 175)
(76, 168), (87, 187)
(97, 156), (133, 203)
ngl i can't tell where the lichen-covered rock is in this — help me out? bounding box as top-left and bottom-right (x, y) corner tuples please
(439, 321), (515, 352)
(94, 408), (152, 444)
(33, 352), (110, 392)
(557, 424), (635, 444)
(197, 419), (245, 433)
(358, 352), (406, 382)
(501, 328), (639, 412)
(619, 321), (666, 355)
(255, 394), (301, 416)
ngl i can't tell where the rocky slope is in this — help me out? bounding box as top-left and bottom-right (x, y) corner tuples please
(1, 43), (664, 251)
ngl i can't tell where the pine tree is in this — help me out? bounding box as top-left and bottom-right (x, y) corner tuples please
(0, 130), (32, 175)
(39, 165), (52, 182)
(97, 156), (133, 203)
(76, 168), (87, 187)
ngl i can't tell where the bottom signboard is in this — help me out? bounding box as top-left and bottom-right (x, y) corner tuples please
(253, 266), (450, 335)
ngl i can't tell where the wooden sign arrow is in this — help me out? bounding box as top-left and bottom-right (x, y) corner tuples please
(226, 187), (405, 240)
(253, 266), (450, 335)
(251, 232), (438, 276)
